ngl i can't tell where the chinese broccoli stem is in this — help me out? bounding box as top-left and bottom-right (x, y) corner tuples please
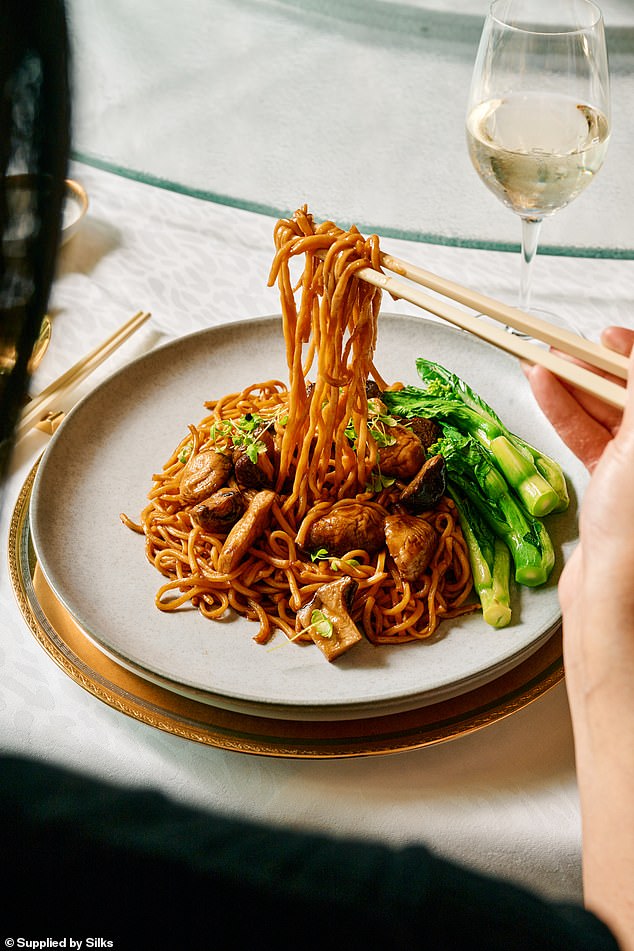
(448, 485), (512, 628)
(435, 426), (554, 587)
(506, 432), (570, 513)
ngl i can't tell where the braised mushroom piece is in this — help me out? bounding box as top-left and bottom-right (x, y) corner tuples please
(399, 454), (446, 513)
(217, 489), (276, 574)
(304, 502), (385, 558)
(295, 576), (363, 661)
(376, 424), (426, 481)
(365, 380), (383, 401)
(233, 427), (277, 491)
(404, 416), (441, 452)
(191, 488), (245, 534)
(384, 513), (438, 583)
(180, 449), (233, 503)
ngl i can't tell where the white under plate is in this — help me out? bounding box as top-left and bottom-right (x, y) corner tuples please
(30, 314), (586, 720)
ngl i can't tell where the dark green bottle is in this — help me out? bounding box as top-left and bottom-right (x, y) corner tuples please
(0, 0), (71, 491)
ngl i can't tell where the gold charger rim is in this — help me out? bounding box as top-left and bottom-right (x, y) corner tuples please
(8, 461), (564, 759)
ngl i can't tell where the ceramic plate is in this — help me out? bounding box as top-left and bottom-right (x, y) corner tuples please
(8, 468), (565, 758)
(30, 314), (586, 720)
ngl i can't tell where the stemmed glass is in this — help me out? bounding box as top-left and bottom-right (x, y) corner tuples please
(466, 0), (610, 321)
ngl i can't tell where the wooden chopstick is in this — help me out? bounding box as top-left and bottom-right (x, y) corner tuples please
(381, 252), (629, 381)
(17, 310), (151, 439)
(349, 259), (627, 410)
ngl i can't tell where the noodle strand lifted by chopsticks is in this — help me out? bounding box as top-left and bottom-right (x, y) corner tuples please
(268, 207), (387, 519)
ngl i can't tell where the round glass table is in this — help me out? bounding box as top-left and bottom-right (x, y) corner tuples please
(68, 0), (634, 257)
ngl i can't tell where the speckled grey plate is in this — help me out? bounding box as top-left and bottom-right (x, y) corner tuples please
(30, 314), (586, 721)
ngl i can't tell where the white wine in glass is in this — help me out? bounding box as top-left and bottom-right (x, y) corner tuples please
(466, 0), (610, 322)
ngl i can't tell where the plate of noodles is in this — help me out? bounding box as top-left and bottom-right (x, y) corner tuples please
(29, 212), (587, 720)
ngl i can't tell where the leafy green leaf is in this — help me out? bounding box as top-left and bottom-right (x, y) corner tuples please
(415, 357), (506, 429)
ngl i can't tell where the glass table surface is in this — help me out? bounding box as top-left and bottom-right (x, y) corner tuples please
(67, 0), (634, 257)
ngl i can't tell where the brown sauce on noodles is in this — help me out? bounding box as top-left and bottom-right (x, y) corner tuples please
(122, 208), (477, 656)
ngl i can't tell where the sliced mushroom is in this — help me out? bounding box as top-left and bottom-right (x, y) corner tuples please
(233, 428), (277, 490)
(295, 576), (362, 661)
(217, 489), (276, 574)
(304, 502), (385, 558)
(384, 513), (438, 583)
(377, 424), (425, 480)
(365, 380), (383, 401)
(191, 488), (245, 534)
(404, 416), (441, 451)
(180, 450), (233, 503)
(400, 454), (446, 513)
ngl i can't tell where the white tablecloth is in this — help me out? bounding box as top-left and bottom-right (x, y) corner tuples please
(2, 162), (633, 904)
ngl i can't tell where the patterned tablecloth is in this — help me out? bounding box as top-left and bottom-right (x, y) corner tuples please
(1, 161), (633, 904)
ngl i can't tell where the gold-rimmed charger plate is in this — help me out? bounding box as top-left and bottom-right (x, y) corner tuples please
(9, 462), (564, 758)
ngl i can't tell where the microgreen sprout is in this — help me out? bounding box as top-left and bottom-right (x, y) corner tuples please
(229, 414), (270, 464)
(365, 471), (395, 494)
(345, 405), (398, 451)
(330, 557), (361, 572)
(310, 609), (334, 638)
(178, 442), (193, 464)
(266, 609), (334, 652)
(310, 549), (361, 572)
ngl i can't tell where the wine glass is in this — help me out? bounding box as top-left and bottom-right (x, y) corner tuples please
(466, 0), (610, 325)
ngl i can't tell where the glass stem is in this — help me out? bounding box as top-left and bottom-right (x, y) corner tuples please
(519, 217), (543, 312)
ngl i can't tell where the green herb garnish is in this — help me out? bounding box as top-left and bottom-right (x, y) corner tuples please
(310, 609), (333, 638)
(178, 442), (193, 464)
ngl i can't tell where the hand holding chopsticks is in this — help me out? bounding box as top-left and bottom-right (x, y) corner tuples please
(17, 310), (151, 440)
(352, 252), (628, 410)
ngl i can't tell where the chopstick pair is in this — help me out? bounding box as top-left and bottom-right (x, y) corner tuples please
(354, 252), (628, 410)
(17, 310), (151, 440)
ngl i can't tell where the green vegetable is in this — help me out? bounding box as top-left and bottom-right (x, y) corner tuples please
(505, 431), (569, 513)
(178, 441), (193, 464)
(365, 472), (395, 494)
(230, 414), (269, 463)
(266, 609), (334, 653)
(310, 548), (360, 572)
(436, 425), (554, 587)
(310, 609), (333, 638)
(383, 358), (567, 516)
(448, 485), (511, 628)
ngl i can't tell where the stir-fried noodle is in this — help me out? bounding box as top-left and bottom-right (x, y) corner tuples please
(123, 208), (477, 655)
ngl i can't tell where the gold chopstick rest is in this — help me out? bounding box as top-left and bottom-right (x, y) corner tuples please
(17, 310), (151, 440)
(35, 410), (65, 435)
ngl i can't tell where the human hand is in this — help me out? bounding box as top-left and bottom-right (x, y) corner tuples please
(530, 330), (634, 950)
(523, 326), (634, 471)
(523, 324), (634, 617)
(523, 324), (634, 619)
